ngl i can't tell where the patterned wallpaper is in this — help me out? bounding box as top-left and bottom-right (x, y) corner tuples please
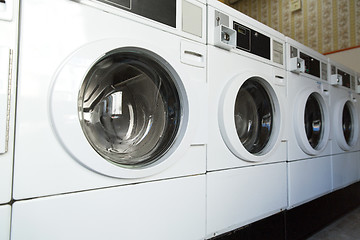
(223, 0), (360, 54)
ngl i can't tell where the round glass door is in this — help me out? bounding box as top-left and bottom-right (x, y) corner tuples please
(304, 93), (323, 149)
(294, 89), (330, 155)
(78, 48), (182, 168)
(234, 79), (273, 155)
(333, 98), (359, 151)
(342, 101), (354, 145)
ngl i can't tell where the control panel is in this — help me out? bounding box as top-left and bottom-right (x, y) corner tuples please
(214, 24), (236, 50)
(330, 65), (342, 86)
(233, 21), (270, 60)
(337, 69), (350, 89)
(299, 52), (320, 78)
(350, 75), (356, 91)
(212, 10), (283, 65)
(96, 0), (176, 28)
(288, 46), (305, 73)
(321, 62), (328, 81)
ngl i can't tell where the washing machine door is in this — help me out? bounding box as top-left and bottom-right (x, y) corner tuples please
(294, 88), (330, 155)
(50, 40), (189, 178)
(334, 98), (359, 151)
(218, 72), (282, 162)
(78, 48), (181, 167)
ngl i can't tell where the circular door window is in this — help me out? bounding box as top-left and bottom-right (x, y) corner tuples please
(294, 90), (330, 155)
(342, 101), (354, 145)
(234, 79), (273, 154)
(333, 98), (359, 151)
(78, 48), (181, 168)
(218, 73), (282, 162)
(304, 93), (323, 149)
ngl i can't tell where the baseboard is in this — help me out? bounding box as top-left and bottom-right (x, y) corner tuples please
(210, 211), (286, 240)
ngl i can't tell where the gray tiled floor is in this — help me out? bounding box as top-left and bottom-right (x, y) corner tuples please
(307, 206), (360, 240)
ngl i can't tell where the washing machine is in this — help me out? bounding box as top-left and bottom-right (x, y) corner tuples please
(0, 0), (19, 205)
(0, 205), (11, 240)
(206, 1), (287, 237)
(11, 0), (207, 239)
(328, 60), (359, 190)
(286, 37), (332, 209)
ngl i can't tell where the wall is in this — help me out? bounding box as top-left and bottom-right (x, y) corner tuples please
(327, 46), (360, 73)
(224, 0), (360, 54)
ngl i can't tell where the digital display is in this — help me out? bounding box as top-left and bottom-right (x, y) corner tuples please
(233, 21), (270, 60)
(96, 0), (176, 28)
(338, 69), (351, 88)
(237, 27), (247, 35)
(300, 52), (320, 78)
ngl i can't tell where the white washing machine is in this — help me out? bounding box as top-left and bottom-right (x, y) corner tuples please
(206, 1), (287, 237)
(329, 61), (360, 154)
(0, 205), (11, 240)
(11, 0), (207, 239)
(328, 60), (359, 190)
(285, 37), (332, 209)
(0, 0), (18, 205)
(14, 0), (207, 200)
